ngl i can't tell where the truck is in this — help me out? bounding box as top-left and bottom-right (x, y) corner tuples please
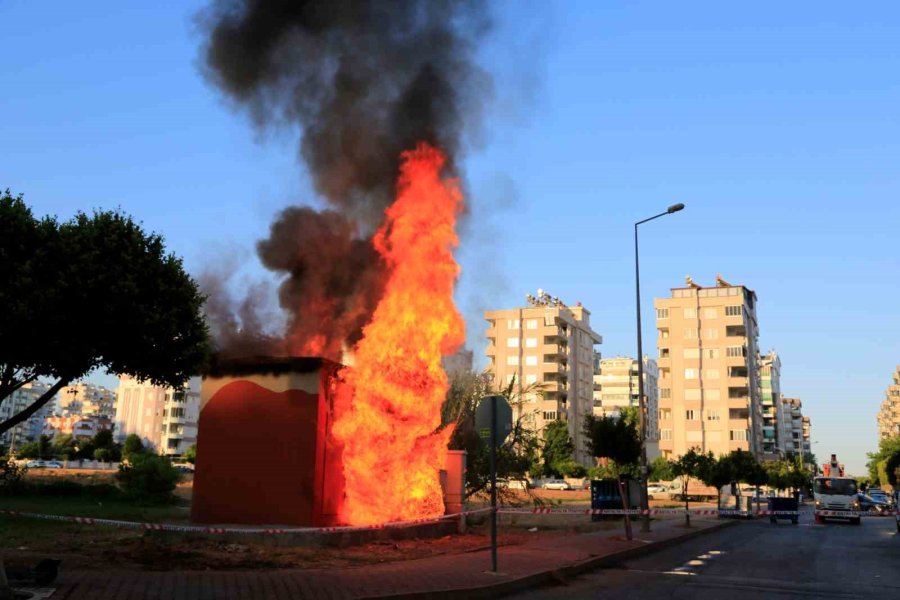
(813, 454), (860, 525)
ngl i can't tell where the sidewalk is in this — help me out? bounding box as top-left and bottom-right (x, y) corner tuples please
(46, 517), (735, 599)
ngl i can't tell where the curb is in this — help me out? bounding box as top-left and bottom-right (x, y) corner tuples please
(360, 519), (740, 600)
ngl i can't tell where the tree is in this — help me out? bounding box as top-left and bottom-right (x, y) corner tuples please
(699, 453), (733, 509)
(670, 448), (710, 526)
(866, 436), (900, 485)
(649, 455), (674, 482)
(116, 453), (181, 503)
(884, 449), (900, 488)
(122, 434), (146, 462)
(0, 191), (210, 437)
(51, 434), (77, 460)
(583, 413), (642, 539)
(541, 420), (576, 478)
(184, 443), (197, 464)
(441, 370), (544, 501)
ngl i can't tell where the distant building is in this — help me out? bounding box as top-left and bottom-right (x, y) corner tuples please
(877, 366), (900, 440)
(593, 356), (660, 459)
(113, 376), (200, 456)
(758, 352), (782, 459)
(56, 382), (117, 418)
(485, 290), (602, 466)
(43, 415), (113, 440)
(779, 397), (809, 456)
(1, 381), (52, 451)
(655, 275), (763, 460)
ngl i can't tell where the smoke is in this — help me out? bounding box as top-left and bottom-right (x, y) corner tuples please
(198, 0), (491, 359)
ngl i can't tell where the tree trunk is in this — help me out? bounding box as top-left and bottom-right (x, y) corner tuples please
(617, 475), (633, 541)
(0, 554), (11, 600)
(684, 479), (691, 527)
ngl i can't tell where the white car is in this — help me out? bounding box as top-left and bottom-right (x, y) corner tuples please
(542, 479), (572, 491)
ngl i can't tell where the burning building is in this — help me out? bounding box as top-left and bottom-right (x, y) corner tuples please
(194, 0), (490, 525)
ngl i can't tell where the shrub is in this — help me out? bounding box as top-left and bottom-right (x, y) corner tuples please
(0, 459), (28, 493)
(116, 453), (181, 503)
(93, 448), (112, 462)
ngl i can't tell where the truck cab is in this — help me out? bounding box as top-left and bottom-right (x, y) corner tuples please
(814, 476), (860, 524)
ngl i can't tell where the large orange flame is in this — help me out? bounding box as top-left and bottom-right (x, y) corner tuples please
(333, 143), (465, 525)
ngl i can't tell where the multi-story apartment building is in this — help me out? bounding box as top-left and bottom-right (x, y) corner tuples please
(593, 356), (660, 459)
(485, 290), (602, 466)
(654, 275), (763, 459)
(758, 352), (782, 459)
(56, 382), (117, 418)
(1, 381), (53, 450)
(113, 376), (200, 456)
(779, 397), (809, 456)
(876, 366), (900, 439)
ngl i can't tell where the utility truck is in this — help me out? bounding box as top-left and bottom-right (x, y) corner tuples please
(813, 454), (860, 525)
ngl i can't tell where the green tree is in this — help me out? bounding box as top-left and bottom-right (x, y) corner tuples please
(670, 448), (712, 526)
(699, 453), (733, 509)
(541, 420), (576, 478)
(122, 434), (146, 462)
(51, 434), (77, 460)
(184, 443), (197, 464)
(866, 436), (900, 485)
(583, 413), (642, 539)
(649, 455), (674, 482)
(884, 449), (900, 488)
(116, 453), (181, 503)
(441, 371), (543, 500)
(0, 191), (210, 437)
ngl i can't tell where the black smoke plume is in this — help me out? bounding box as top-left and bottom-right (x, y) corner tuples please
(198, 0), (490, 359)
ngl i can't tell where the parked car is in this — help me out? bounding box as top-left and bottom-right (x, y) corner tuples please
(496, 478), (529, 490)
(868, 490), (893, 508)
(857, 493), (890, 513)
(24, 460), (45, 468)
(542, 479), (572, 491)
(44, 460), (63, 469)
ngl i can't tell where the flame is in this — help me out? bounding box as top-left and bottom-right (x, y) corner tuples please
(333, 143), (465, 525)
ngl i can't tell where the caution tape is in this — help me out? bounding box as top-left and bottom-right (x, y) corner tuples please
(0, 507), (494, 535)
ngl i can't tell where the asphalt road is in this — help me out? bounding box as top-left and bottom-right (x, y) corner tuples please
(511, 509), (900, 599)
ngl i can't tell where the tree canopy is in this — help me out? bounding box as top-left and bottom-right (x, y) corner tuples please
(583, 413), (641, 479)
(0, 190), (210, 436)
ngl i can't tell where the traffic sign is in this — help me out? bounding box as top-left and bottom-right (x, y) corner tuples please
(475, 395), (512, 447)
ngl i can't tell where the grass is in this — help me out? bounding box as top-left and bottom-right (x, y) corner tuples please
(0, 493), (188, 523)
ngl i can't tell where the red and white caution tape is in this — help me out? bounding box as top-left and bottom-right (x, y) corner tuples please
(0, 507), (494, 535)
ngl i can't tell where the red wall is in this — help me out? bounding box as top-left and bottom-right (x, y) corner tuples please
(191, 377), (341, 526)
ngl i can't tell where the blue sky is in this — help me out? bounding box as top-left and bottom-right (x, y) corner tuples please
(3, 1), (899, 473)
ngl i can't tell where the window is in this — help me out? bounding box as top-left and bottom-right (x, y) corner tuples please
(660, 348), (670, 358)
(660, 388), (671, 399)
(684, 368), (698, 379)
(685, 389), (701, 400)
(659, 329), (670, 339)
(657, 308), (669, 319)
(659, 408), (672, 420)
(543, 411), (557, 421)
(526, 374), (538, 384)
(507, 319), (520, 329)
(506, 356), (519, 366)
(729, 408), (749, 420)
(686, 410), (698, 420)
(707, 348), (720, 359)
(704, 369), (720, 379)
(726, 346), (745, 357)
(526, 319), (538, 330)
(706, 389), (721, 400)
(730, 429), (749, 441)
(686, 430), (703, 442)
(660, 429), (672, 441)
(703, 328), (719, 339)
(683, 348), (700, 359)
(725, 305), (743, 317)
(659, 368), (670, 378)
(507, 337), (519, 348)
(525, 355), (538, 366)
(703, 308), (717, 318)
(706, 409), (720, 421)
(684, 308), (697, 318)
(684, 328), (698, 339)
(525, 338), (538, 348)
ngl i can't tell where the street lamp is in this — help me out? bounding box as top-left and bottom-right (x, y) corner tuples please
(635, 202), (685, 533)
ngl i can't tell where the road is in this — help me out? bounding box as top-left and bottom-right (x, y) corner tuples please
(510, 510), (900, 599)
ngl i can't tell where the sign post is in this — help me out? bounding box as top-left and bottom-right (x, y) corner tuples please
(475, 394), (512, 573)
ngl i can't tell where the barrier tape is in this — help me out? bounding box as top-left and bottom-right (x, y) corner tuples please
(0, 507), (495, 535)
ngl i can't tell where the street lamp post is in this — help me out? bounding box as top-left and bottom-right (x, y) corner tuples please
(635, 203), (685, 533)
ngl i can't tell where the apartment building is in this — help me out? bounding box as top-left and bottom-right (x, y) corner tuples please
(779, 397), (811, 457)
(56, 382), (117, 418)
(876, 366), (900, 439)
(654, 275), (763, 459)
(113, 375), (200, 456)
(758, 352), (782, 459)
(593, 356), (660, 459)
(485, 290), (602, 466)
(1, 381), (52, 450)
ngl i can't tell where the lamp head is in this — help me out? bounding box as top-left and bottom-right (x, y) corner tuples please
(667, 203), (685, 214)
